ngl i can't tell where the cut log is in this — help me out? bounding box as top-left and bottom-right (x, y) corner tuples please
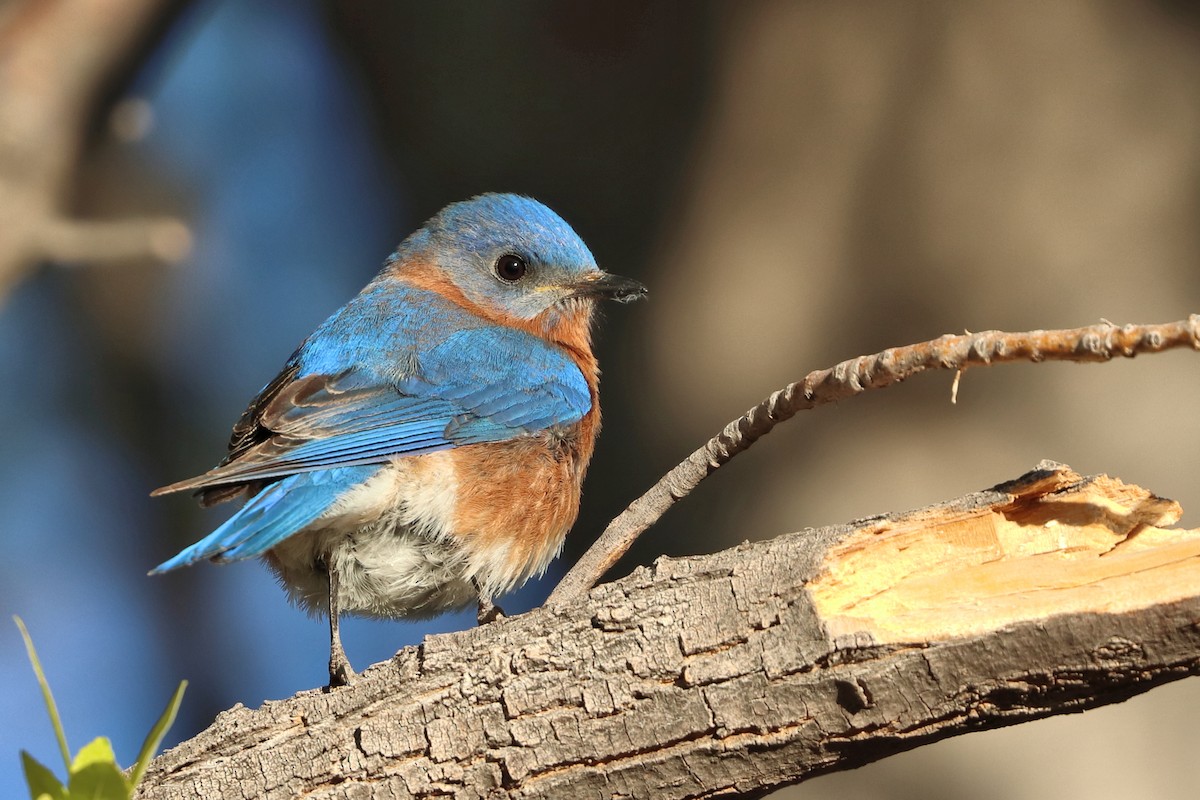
(137, 462), (1200, 799)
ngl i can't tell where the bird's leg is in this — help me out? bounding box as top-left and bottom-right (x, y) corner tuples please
(326, 560), (355, 688)
(474, 577), (504, 625)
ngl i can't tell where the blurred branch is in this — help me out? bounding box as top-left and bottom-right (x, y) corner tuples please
(547, 315), (1200, 606)
(136, 463), (1200, 798)
(0, 0), (189, 303)
(35, 216), (191, 265)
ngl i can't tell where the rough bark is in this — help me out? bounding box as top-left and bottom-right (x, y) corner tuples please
(137, 462), (1200, 799)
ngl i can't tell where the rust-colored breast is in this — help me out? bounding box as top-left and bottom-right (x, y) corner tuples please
(397, 260), (605, 582)
(449, 416), (597, 583)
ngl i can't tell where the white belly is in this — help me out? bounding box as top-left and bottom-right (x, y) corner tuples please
(265, 454), (478, 619)
(265, 450), (559, 618)
(268, 521), (479, 619)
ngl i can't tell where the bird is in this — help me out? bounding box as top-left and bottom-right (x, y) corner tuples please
(151, 193), (645, 687)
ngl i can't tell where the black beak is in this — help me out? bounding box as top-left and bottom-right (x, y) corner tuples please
(571, 271), (648, 303)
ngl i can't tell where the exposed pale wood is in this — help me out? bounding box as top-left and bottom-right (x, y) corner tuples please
(137, 462), (1200, 799)
(810, 466), (1200, 642)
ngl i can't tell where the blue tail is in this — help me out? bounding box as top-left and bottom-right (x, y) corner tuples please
(150, 465), (381, 573)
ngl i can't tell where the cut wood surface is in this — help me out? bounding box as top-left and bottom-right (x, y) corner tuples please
(137, 462), (1200, 799)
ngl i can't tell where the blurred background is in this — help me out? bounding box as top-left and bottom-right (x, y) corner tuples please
(2, 1), (1198, 797)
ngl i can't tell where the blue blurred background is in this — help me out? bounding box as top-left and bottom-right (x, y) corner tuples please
(3, 2), (1199, 799)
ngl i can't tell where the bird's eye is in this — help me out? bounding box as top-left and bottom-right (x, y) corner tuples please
(494, 253), (528, 283)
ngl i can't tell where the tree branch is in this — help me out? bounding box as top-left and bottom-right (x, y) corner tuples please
(137, 462), (1200, 798)
(0, 0), (189, 303)
(546, 315), (1200, 606)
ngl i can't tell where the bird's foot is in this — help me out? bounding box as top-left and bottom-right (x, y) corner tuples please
(328, 648), (357, 689)
(477, 596), (505, 626)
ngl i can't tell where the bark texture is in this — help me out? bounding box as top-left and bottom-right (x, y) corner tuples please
(137, 462), (1200, 798)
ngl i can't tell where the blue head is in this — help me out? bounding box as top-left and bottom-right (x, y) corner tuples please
(389, 194), (645, 323)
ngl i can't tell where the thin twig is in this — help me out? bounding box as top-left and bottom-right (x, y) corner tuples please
(545, 315), (1200, 607)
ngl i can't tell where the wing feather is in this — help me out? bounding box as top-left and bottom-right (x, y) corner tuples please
(153, 323), (591, 501)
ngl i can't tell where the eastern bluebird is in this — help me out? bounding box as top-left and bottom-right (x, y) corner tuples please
(152, 193), (645, 686)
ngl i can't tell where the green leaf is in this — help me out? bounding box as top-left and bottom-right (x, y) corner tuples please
(128, 680), (187, 790)
(69, 736), (120, 773)
(68, 737), (130, 800)
(21, 751), (66, 800)
(14, 617), (72, 773)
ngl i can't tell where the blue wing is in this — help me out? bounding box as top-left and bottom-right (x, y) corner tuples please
(152, 283), (591, 570)
(153, 284), (591, 500)
(150, 466), (380, 572)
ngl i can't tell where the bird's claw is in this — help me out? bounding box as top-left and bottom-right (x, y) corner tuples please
(328, 642), (357, 688)
(328, 656), (356, 689)
(477, 597), (505, 625)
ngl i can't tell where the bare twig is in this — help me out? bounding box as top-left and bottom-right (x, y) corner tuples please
(546, 315), (1200, 607)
